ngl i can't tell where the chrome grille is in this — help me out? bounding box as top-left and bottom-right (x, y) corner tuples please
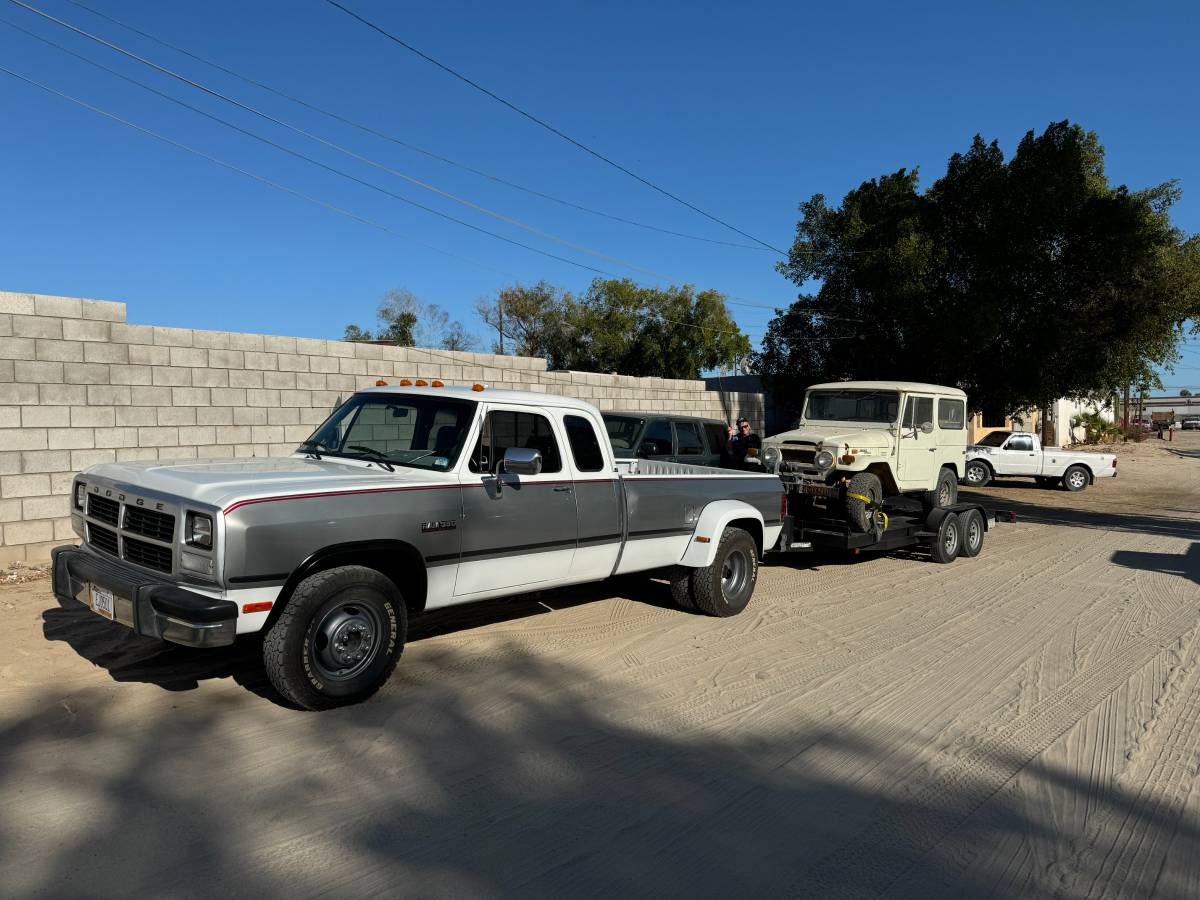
(123, 536), (172, 573)
(781, 445), (816, 465)
(124, 506), (175, 542)
(89, 523), (119, 556)
(87, 494), (120, 526)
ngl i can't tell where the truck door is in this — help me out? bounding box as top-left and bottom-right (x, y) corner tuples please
(1000, 434), (1039, 474)
(455, 406), (579, 596)
(562, 413), (623, 581)
(898, 394), (937, 487)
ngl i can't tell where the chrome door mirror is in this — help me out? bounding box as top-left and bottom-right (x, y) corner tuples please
(502, 447), (542, 476)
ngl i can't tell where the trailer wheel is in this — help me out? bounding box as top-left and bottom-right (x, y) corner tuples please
(691, 527), (758, 617)
(960, 509), (984, 557)
(845, 471), (883, 533)
(1063, 465), (1089, 492)
(930, 513), (961, 564)
(667, 566), (695, 610)
(263, 565), (406, 711)
(964, 460), (992, 487)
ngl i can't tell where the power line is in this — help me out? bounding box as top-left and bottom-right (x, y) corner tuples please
(63, 0), (768, 253)
(319, 0), (787, 255)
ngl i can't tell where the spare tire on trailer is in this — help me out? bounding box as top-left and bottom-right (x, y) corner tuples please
(845, 471), (883, 533)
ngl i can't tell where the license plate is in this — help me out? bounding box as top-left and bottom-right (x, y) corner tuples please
(90, 584), (115, 620)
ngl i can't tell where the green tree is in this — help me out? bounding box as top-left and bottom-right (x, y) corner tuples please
(1181, 388), (1193, 397)
(759, 122), (1200, 420)
(342, 324), (373, 342)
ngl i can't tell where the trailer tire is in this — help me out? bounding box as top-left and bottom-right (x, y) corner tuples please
(1063, 465), (1089, 492)
(691, 527), (758, 617)
(930, 512), (961, 564)
(964, 460), (992, 487)
(667, 566), (696, 610)
(925, 467), (958, 511)
(960, 509), (984, 557)
(263, 565), (405, 711)
(845, 471), (883, 533)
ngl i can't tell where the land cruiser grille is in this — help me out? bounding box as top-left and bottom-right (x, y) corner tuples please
(88, 523), (119, 556)
(123, 536), (173, 573)
(781, 444), (816, 465)
(124, 506), (175, 542)
(87, 494), (120, 526)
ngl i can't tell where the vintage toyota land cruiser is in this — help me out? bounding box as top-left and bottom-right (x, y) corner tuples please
(51, 385), (784, 710)
(758, 381), (968, 530)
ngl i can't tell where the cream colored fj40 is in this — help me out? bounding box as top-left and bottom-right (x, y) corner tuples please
(759, 381), (968, 531)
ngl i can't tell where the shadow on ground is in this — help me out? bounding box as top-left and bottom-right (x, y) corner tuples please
(1111, 542), (1200, 586)
(960, 488), (1200, 540)
(2, 639), (1196, 898)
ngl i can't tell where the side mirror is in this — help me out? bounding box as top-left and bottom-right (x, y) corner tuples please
(502, 446), (542, 476)
(920, 422), (934, 435)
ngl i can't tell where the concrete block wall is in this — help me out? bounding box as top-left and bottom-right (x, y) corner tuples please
(0, 291), (763, 563)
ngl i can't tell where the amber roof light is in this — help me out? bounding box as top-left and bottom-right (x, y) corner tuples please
(471, 383), (485, 392)
(375, 379), (388, 386)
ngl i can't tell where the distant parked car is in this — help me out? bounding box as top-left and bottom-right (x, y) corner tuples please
(1182, 418), (1200, 431)
(964, 430), (1116, 492)
(603, 412), (730, 467)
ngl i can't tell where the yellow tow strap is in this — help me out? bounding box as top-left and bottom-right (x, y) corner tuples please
(845, 491), (888, 531)
(845, 492), (873, 504)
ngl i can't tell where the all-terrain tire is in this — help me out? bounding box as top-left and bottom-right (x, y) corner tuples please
(691, 527), (758, 617)
(1062, 465), (1089, 492)
(930, 512), (961, 564)
(964, 460), (992, 488)
(924, 467), (958, 511)
(263, 565), (406, 711)
(667, 566), (696, 610)
(960, 508), (985, 557)
(845, 471), (883, 533)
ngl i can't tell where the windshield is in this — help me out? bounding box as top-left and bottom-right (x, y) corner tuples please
(603, 414), (645, 450)
(303, 394), (478, 471)
(976, 431), (1011, 447)
(804, 390), (899, 424)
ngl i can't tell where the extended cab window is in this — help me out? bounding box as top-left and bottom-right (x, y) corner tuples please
(564, 415), (605, 472)
(902, 396), (934, 428)
(938, 398), (965, 430)
(303, 394), (476, 471)
(470, 410), (562, 474)
(675, 421), (704, 455)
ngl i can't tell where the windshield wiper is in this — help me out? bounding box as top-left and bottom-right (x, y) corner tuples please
(298, 439), (326, 459)
(345, 445), (395, 472)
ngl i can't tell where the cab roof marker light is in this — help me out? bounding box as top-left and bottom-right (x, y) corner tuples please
(431, 380), (444, 388)
(415, 379), (428, 386)
(472, 383), (486, 392)
(375, 379), (388, 386)
(398, 378), (412, 386)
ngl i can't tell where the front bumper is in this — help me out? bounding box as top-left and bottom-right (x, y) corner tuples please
(51, 545), (237, 647)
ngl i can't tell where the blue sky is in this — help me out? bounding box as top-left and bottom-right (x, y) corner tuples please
(1, 0), (1198, 387)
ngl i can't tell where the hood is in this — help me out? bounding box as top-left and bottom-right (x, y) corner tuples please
(765, 425), (895, 452)
(80, 455), (452, 511)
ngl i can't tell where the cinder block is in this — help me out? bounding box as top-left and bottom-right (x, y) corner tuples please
(129, 385), (171, 406)
(54, 518), (77, 540)
(94, 427), (139, 448)
(208, 349), (244, 368)
(22, 494), (70, 519)
(19, 449), (71, 472)
(191, 329), (231, 350)
(86, 385), (132, 406)
(247, 389), (281, 407)
(33, 295), (83, 318)
(197, 444), (234, 459)
(70, 448), (116, 469)
(251, 425), (284, 444)
(136, 426), (179, 447)
(197, 407), (233, 426)
(268, 442), (297, 456)
(215, 425), (253, 444)
(12, 315), (62, 339)
(309, 356), (340, 374)
(2, 473), (51, 498)
(169, 346), (208, 367)
(228, 369), (263, 388)
(0, 358), (11, 380)
(50, 472), (74, 494)
(266, 407), (300, 425)
(48, 428), (94, 450)
(62, 319), (109, 342)
(63, 362), (110, 384)
(232, 408), (267, 425)
(3, 519), (54, 544)
(244, 351), (278, 371)
(210, 388), (247, 406)
(283, 425), (311, 442)
(228, 332), (265, 351)
(157, 407), (197, 426)
(83, 342), (129, 364)
(0, 429), (47, 452)
(0, 497), (20, 521)
(263, 371), (296, 390)
(178, 426), (216, 445)
(109, 364), (154, 385)
(128, 344), (169, 366)
(326, 374), (355, 391)
(295, 337), (328, 356)
(171, 387), (210, 406)
(310, 391), (339, 409)
(151, 366), (191, 386)
(191, 368), (229, 388)
(165, 445), (197, 460)
(20, 406), (62, 428)
(263, 335), (297, 354)
(277, 353), (310, 373)
(278, 390), (311, 407)
(0, 407), (17, 428)
(109, 323), (156, 344)
(80, 299), (126, 322)
(339, 357), (367, 375)
(0, 292), (36, 315)
(152, 326), (193, 347)
(0, 337), (36, 360)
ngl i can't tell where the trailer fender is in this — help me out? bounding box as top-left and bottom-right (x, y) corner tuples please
(679, 500), (776, 568)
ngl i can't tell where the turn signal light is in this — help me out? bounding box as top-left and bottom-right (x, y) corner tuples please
(398, 378), (412, 386)
(431, 380), (444, 387)
(472, 383), (485, 392)
(242, 601), (273, 614)
(415, 379), (428, 386)
(841, 454), (856, 464)
(375, 379), (388, 386)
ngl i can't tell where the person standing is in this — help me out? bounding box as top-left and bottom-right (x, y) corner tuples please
(727, 418), (762, 467)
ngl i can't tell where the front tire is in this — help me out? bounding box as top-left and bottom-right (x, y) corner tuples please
(263, 565), (406, 711)
(1063, 465), (1089, 492)
(691, 527), (758, 617)
(845, 471), (883, 533)
(964, 461), (991, 487)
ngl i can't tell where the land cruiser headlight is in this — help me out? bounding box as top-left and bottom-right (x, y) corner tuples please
(74, 481), (86, 511)
(186, 512), (213, 549)
(762, 446), (780, 472)
(815, 449), (835, 469)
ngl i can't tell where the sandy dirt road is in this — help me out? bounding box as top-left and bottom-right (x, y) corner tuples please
(1, 433), (1197, 898)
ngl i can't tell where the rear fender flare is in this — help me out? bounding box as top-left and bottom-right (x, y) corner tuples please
(678, 500), (769, 568)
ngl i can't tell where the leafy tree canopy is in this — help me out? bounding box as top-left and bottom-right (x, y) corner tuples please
(758, 121), (1200, 418)
(344, 288), (478, 351)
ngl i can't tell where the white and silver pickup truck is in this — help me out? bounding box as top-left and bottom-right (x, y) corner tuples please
(963, 430), (1117, 492)
(51, 385), (784, 709)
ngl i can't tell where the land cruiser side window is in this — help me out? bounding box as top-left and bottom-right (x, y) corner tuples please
(902, 397), (934, 428)
(564, 415), (605, 472)
(640, 419), (673, 456)
(470, 410), (562, 473)
(675, 421), (704, 455)
(938, 399), (965, 430)
(1006, 435), (1034, 452)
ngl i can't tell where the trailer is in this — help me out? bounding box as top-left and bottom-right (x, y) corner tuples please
(772, 494), (1011, 563)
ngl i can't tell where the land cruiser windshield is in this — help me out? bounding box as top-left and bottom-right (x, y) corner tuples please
(303, 394), (478, 471)
(804, 390), (899, 424)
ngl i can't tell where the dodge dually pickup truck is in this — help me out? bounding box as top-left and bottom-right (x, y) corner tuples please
(51, 385), (784, 709)
(963, 430), (1117, 491)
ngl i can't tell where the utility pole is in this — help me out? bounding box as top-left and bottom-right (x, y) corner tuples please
(1122, 383), (1131, 429)
(497, 295), (504, 355)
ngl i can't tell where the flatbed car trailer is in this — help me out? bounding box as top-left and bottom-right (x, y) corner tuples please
(771, 498), (1013, 563)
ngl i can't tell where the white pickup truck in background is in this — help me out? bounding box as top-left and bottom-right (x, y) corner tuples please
(963, 430), (1117, 492)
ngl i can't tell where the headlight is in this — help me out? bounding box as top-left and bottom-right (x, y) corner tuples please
(815, 449), (835, 469)
(74, 481), (86, 510)
(762, 446), (780, 472)
(186, 512), (213, 549)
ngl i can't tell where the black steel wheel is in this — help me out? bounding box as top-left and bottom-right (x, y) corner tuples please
(691, 527), (758, 617)
(960, 508), (985, 557)
(930, 513), (961, 564)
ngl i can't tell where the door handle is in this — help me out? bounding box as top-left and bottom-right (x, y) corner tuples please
(928, 448), (936, 452)
(553, 485), (573, 493)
